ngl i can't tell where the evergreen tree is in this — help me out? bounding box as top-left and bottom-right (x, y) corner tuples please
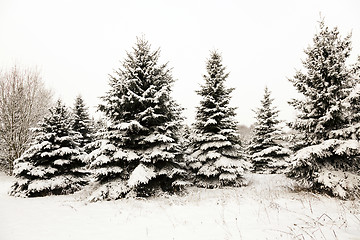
(248, 87), (291, 173)
(288, 21), (360, 198)
(288, 20), (352, 147)
(9, 100), (86, 197)
(179, 124), (192, 161)
(87, 38), (186, 201)
(83, 117), (107, 158)
(72, 95), (93, 148)
(188, 51), (248, 188)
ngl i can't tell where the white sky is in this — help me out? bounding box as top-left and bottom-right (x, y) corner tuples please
(0, 0), (359, 126)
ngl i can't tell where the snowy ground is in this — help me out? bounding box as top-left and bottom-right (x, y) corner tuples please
(1, 173), (360, 240)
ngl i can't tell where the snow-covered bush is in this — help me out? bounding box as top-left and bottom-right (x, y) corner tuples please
(88, 38), (188, 201)
(9, 100), (87, 197)
(188, 51), (249, 188)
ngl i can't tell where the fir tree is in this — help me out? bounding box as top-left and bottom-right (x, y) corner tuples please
(288, 21), (360, 198)
(288, 20), (352, 146)
(188, 51), (248, 188)
(248, 87), (291, 173)
(83, 117), (107, 157)
(179, 124), (192, 160)
(87, 38), (186, 200)
(72, 95), (93, 148)
(9, 100), (86, 197)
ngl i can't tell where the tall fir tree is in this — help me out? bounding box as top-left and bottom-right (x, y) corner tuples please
(288, 21), (360, 198)
(188, 51), (248, 188)
(72, 95), (93, 148)
(9, 100), (87, 197)
(288, 20), (352, 147)
(248, 87), (291, 173)
(87, 38), (186, 200)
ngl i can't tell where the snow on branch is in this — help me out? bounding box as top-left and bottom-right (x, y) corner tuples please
(115, 120), (145, 131)
(128, 163), (157, 187)
(198, 163), (219, 177)
(90, 155), (111, 168)
(293, 139), (360, 162)
(204, 118), (217, 127)
(253, 146), (292, 158)
(200, 141), (232, 151)
(317, 166), (360, 198)
(143, 133), (174, 143)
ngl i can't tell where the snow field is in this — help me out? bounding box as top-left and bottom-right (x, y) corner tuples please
(1, 173), (359, 240)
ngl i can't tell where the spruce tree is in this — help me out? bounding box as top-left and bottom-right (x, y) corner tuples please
(188, 51), (248, 188)
(72, 95), (93, 148)
(87, 38), (186, 200)
(288, 20), (352, 146)
(9, 100), (86, 197)
(248, 87), (291, 173)
(288, 21), (360, 198)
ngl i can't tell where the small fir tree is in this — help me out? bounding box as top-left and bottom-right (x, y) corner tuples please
(288, 21), (360, 198)
(248, 87), (291, 173)
(188, 51), (248, 188)
(9, 100), (86, 197)
(83, 117), (107, 158)
(179, 124), (192, 162)
(87, 38), (186, 201)
(72, 95), (93, 148)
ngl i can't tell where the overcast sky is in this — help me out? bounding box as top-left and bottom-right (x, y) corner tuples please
(0, 0), (359, 126)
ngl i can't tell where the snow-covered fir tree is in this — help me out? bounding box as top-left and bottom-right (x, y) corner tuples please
(83, 117), (108, 164)
(288, 21), (352, 146)
(72, 95), (93, 148)
(178, 124), (192, 161)
(248, 87), (291, 173)
(288, 21), (360, 198)
(9, 100), (87, 197)
(87, 37), (186, 200)
(188, 51), (248, 188)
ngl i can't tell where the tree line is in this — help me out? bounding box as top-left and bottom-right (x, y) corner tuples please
(3, 20), (360, 200)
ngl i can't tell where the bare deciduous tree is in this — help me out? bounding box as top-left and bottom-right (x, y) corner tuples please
(0, 66), (52, 174)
